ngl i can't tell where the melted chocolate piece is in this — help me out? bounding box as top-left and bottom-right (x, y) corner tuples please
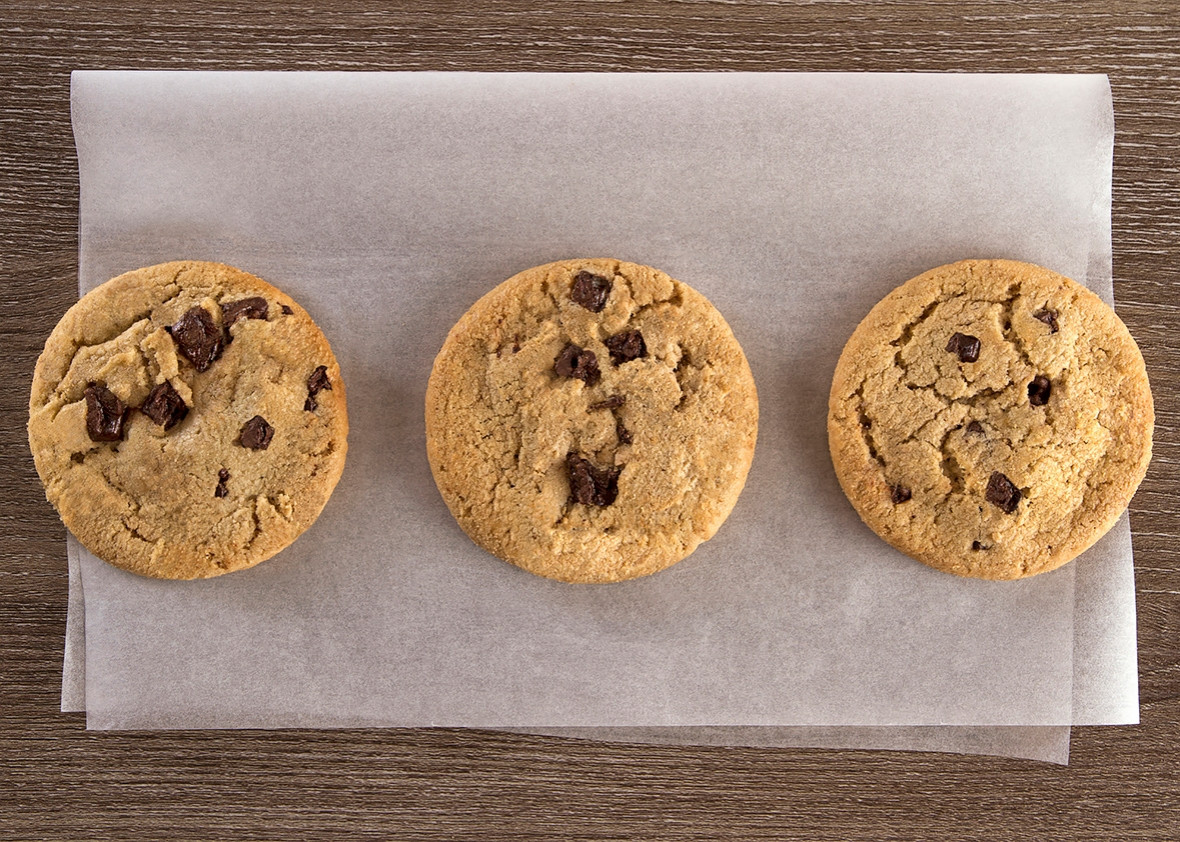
(965, 420), (986, 436)
(221, 296), (269, 329)
(1028, 375), (1052, 406)
(304, 365), (333, 411)
(1033, 308), (1059, 333)
(70, 452), (86, 464)
(616, 420), (633, 445)
(214, 468), (230, 498)
(945, 332), (981, 363)
(167, 306), (223, 372)
(554, 343), (601, 385)
(985, 472), (1021, 514)
(239, 415), (274, 450)
(569, 270), (612, 312)
(281, 304), (294, 315)
(84, 382), (128, 442)
(604, 329), (647, 366)
(140, 381), (189, 430)
(890, 485), (912, 504)
(589, 395), (625, 411)
(971, 540), (990, 551)
(566, 453), (621, 507)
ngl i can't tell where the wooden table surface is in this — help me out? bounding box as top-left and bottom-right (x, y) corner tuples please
(2, 2), (1177, 839)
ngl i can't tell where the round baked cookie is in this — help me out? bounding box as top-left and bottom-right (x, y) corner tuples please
(28, 261), (348, 579)
(425, 258), (759, 584)
(828, 259), (1152, 580)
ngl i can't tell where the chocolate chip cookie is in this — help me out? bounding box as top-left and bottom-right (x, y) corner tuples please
(28, 261), (348, 579)
(425, 259), (759, 583)
(828, 259), (1152, 579)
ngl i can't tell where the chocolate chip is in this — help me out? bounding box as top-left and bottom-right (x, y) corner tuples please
(140, 381), (189, 430)
(307, 365), (331, 396)
(281, 304), (294, 315)
(70, 452), (86, 464)
(84, 382), (128, 442)
(167, 306), (223, 372)
(966, 420), (986, 436)
(985, 472), (1021, 514)
(239, 415), (274, 450)
(890, 485), (912, 504)
(1028, 375), (1052, 406)
(566, 453), (621, 507)
(604, 329), (647, 366)
(221, 296), (269, 329)
(570, 270), (612, 312)
(971, 541), (990, 551)
(589, 395), (625, 411)
(1033, 308), (1059, 333)
(554, 343), (601, 385)
(214, 468), (230, 498)
(616, 420), (633, 445)
(304, 365), (332, 411)
(945, 332), (981, 363)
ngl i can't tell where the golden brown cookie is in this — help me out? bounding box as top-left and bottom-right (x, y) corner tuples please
(425, 259), (759, 583)
(828, 259), (1152, 580)
(28, 261), (348, 579)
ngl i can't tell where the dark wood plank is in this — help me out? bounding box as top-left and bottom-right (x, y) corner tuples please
(2, 2), (1177, 839)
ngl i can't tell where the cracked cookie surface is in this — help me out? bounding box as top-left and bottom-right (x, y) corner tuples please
(425, 258), (759, 583)
(28, 261), (348, 579)
(828, 259), (1152, 580)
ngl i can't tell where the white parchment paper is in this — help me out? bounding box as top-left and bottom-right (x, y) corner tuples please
(64, 72), (1137, 763)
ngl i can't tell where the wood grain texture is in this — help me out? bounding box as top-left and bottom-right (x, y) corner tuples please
(1, 1), (1177, 839)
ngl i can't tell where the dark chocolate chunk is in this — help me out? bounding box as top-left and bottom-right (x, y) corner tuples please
(604, 329), (647, 366)
(221, 296), (269, 329)
(84, 382), (128, 442)
(214, 468), (230, 498)
(616, 420), (633, 445)
(985, 471), (1021, 514)
(281, 304), (294, 315)
(140, 381), (189, 430)
(890, 485), (912, 504)
(304, 365), (333, 411)
(1033, 308), (1059, 333)
(239, 415), (274, 450)
(307, 365), (331, 396)
(566, 452), (622, 507)
(167, 306), (223, 372)
(589, 395), (625, 411)
(1028, 375), (1052, 406)
(971, 540), (990, 551)
(945, 332), (981, 363)
(554, 343), (601, 385)
(569, 270), (612, 312)
(965, 420), (986, 436)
